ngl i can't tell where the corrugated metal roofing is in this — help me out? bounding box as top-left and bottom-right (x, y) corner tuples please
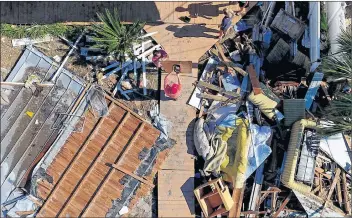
(34, 96), (169, 217)
(0, 46), (84, 205)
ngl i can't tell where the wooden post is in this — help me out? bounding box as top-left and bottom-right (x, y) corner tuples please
(273, 192), (292, 218)
(326, 168), (341, 201)
(336, 178), (343, 208)
(342, 172), (351, 214)
(248, 64), (262, 95)
(229, 186), (245, 217)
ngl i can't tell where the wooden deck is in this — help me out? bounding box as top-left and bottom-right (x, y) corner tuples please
(158, 61), (196, 217)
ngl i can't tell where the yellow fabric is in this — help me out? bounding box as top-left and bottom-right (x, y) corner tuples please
(221, 119), (251, 188)
(203, 127), (235, 176)
(248, 92), (278, 119)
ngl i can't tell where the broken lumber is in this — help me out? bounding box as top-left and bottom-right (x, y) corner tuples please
(248, 64), (262, 95)
(15, 210), (35, 216)
(229, 186), (245, 217)
(326, 168), (341, 201)
(213, 42), (248, 76)
(111, 164), (155, 188)
(315, 167), (332, 179)
(196, 81), (239, 98)
(342, 172), (351, 214)
(337, 178), (343, 208)
(273, 192), (292, 218)
(198, 93), (238, 103)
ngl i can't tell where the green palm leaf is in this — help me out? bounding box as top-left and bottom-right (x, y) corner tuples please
(91, 8), (143, 62)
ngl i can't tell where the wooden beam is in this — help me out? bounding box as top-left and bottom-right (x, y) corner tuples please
(336, 178), (343, 208)
(229, 186), (245, 217)
(248, 64), (262, 95)
(315, 167), (332, 180)
(198, 93), (238, 103)
(326, 168), (341, 201)
(104, 92), (149, 122)
(312, 185), (321, 194)
(271, 192), (277, 211)
(111, 164), (155, 188)
(16, 210), (35, 216)
(259, 187), (281, 206)
(214, 42), (229, 63)
(196, 81), (239, 98)
(342, 172), (351, 214)
(273, 192), (292, 218)
(213, 42), (247, 76)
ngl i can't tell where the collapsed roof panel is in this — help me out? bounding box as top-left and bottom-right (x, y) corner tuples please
(0, 46), (84, 205)
(33, 96), (168, 217)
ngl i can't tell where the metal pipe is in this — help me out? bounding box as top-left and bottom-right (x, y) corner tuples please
(51, 31), (85, 81)
(264, 2), (276, 28)
(327, 1), (347, 54)
(309, 2), (321, 63)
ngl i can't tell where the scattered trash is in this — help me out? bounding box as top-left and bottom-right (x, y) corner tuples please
(25, 111), (34, 118)
(53, 55), (62, 63)
(190, 2), (352, 217)
(11, 35), (53, 47)
(118, 206), (129, 215)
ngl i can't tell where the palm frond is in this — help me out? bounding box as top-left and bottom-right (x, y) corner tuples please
(91, 8), (144, 62)
(319, 93), (352, 135)
(322, 29), (352, 79)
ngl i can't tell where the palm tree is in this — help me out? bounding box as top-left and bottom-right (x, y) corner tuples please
(322, 29), (352, 79)
(319, 94), (352, 135)
(91, 8), (145, 63)
(320, 29), (352, 135)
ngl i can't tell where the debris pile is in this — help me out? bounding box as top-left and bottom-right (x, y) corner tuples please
(75, 30), (162, 101)
(190, 2), (351, 217)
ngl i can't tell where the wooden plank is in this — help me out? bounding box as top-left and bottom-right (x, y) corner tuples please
(199, 93), (238, 103)
(342, 172), (351, 214)
(248, 64), (262, 95)
(326, 168), (341, 201)
(312, 185), (321, 194)
(273, 192), (292, 218)
(16, 210), (35, 216)
(111, 164), (154, 188)
(337, 178), (343, 208)
(229, 186), (245, 217)
(197, 81), (239, 98)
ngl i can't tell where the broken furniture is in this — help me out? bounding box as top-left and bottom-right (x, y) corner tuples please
(194, 178), (234, 217)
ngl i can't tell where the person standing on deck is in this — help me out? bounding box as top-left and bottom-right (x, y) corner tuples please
(219, 8), (235, 39)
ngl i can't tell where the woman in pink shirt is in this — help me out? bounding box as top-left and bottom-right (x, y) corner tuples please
(152, 49), (169, 68)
